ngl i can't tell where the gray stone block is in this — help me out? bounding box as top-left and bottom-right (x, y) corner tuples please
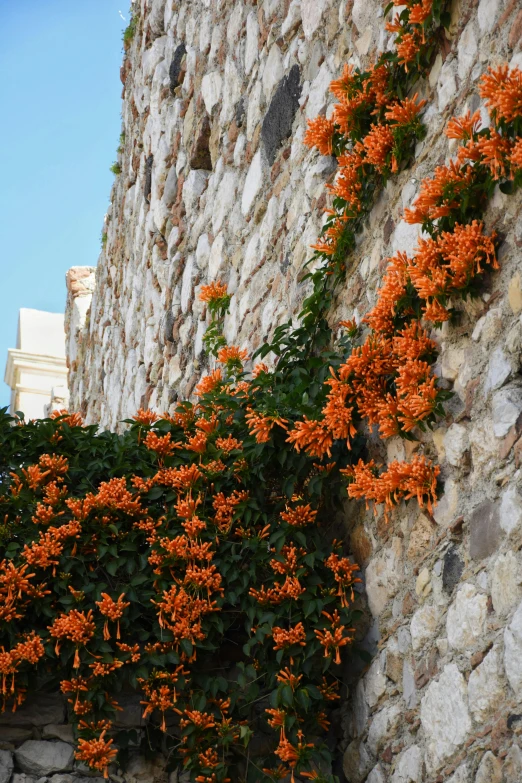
(261, 65), (301, 165)
(15, 742), (74, 777)
(470, 499), (502, 560)
(0, 750), (14, 783)
(0, 695), (65, 727)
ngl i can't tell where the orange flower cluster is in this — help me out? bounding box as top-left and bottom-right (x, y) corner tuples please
(245, 408), (288, 443)
(325, 553), (361, 607)
(249, 575), (306, 606)
(212, 489), (248, 533)
(343, 455), (440, 519)
(479, 64), (522, 124)
(304, 6), (431, 259)
(272, 622), (306, 651)
(290, 65), (522, 523)
(132, 408), (159, 425)
(195, 370), (223, 397)
(0, 632), (45, 711)
(48, 609), (96, 667)
(314, 611), (354, 665)
(217, 346), (248, 365)
(140, 668), (187, 730)
(95, 593), (129, 640)
(144, 430), (182, 458)
(280, 504), (317, 527)
(407, 221), (498, 321)
(75, 731), (117, 778)
(199, 281), (228, 303)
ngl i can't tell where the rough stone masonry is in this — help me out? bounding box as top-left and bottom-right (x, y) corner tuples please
(49, 0), (522, 781)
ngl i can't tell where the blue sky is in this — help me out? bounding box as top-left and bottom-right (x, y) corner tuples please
(0, 0), (127, 407)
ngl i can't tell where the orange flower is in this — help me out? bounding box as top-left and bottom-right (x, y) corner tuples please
(408, 0), (433, 25)
(343, 455), (440, 519)
(479, 64), (522, 124)
(318, 676), (340, 701)
(322, 373), (356, 444)
(396, 31), (422, 70)
(186, 433), (208, 454)
(96, 593), (130, 640)
(180, 709), (216, 731)
(89, 661), (124, 677)
(144, 431), (182, 458)
(476, 130), (512, 178)
(199, 281), (228, 303)
(385, 95), (426, 126)
(50, 410), (84, 427)
(275, 731), (314, 770)
(245, 408), (288, 443)
(155, 464), (203, 490)
(266, 708), (287, 735)
(509, 138), (522, 171)
(195, 370), (223, 397)
(217, 345), (248, 365)
(276, 667), (303, 690)
(286, 418), (334, 458)
(325, 553), (361, 607)
(445, 110), (482, 141)
(272, 622), (306, 651)
(360, 124), (395, 172)
(76, 731), (117, 778)
(329, 63), (357, 100)
(304, 116), (336, 155)
(280, 503), (317, 527)
(252, 362), (269, 377)
(48, 609), (96, 667)
(132, 409), (159, 425)
(215, 436), (242, 453)
(404, 161), (473, 225)
(314, 610), (354, 664)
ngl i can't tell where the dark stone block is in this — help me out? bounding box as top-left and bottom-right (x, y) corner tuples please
(235, 98), (245, 128)
(144, 154), (154, 202)
(442, 546), (464, 593)
(261, 65), (301, 166)
(0, 693), (65, 726)
(169, 43), (186, 93)
(189, 115), (212, 170)
(470, 499), (502, 560)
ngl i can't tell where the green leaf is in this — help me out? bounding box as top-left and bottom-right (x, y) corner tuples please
(281, 684), (294, 707)
(180, 639), (193, 658)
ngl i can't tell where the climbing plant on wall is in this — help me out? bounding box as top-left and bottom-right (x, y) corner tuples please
(3, 0), (522, 779)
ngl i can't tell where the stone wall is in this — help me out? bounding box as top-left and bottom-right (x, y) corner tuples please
(62, 0), (522, 781)
(0, 692), (186, 783)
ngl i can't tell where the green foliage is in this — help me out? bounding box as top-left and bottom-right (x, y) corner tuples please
(0, 387), (358, 781)
(122, 13), (138, 50)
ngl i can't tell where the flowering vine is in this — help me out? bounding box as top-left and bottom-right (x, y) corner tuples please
(286, 63), (522, 516)
(3, 2), (522, 782)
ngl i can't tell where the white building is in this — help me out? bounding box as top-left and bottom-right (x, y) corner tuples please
(4, 309), (68, 420)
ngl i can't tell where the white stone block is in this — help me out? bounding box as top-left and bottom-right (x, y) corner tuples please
(444, 424), (469, 467)
(411, 603), (441, 651)
(500, 482), (522, 535)
(391, 745), (423, 783)
(491, 551), (522, 615)
(446, 583), (487, 651)
(420, 664), (471, 772)
(468, 647), (504, 722)
(201, 71), (223, 115)
(504, 598), (522, 698)
(301, 0), (330, 38)
(241, 151), (264, 215)
(245, 11), (259, 75)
